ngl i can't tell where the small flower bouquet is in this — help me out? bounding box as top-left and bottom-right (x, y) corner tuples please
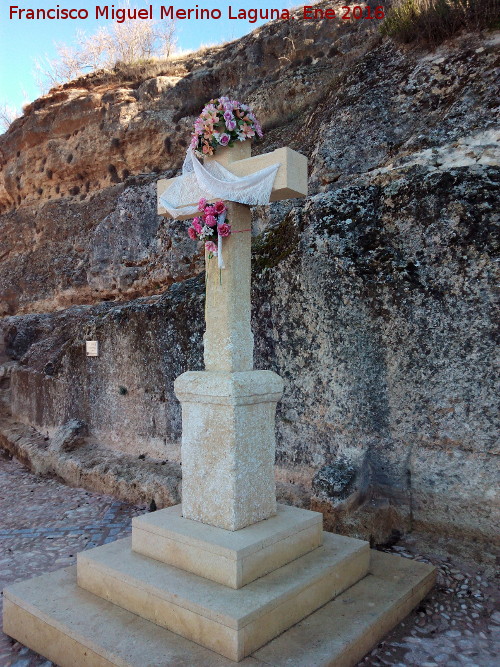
(190, 97), (263, 157)
(188, 198), (231, 258)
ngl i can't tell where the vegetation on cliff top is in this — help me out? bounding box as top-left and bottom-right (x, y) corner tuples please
(381, 0), (500, 44)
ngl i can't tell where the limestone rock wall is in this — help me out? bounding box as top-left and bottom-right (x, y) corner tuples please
(0, 4), (498, 554)
(2, 281), (204, 458)
(252, 165), (498, 548)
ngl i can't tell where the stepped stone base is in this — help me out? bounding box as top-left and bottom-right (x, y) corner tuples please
(3, 551), (435, 667)
(132, 503), (323, 588)
(77, 532), (369, 660)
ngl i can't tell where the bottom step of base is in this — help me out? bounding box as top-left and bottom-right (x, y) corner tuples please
(3, 551), (435, 667)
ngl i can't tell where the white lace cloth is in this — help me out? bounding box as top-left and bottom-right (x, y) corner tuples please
(159, 148), (280, 219)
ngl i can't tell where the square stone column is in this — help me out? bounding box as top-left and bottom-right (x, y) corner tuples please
(174, 370), (283, 531)
(203, 202), (254, 372)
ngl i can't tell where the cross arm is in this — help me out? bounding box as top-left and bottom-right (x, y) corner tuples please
(157, 147), (308, 219)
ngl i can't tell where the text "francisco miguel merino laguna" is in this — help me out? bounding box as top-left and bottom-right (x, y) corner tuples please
(10, 4), (296, 22)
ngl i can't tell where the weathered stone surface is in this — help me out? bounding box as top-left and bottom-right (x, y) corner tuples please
(0, 417), (181, 508)
(312, 460), (358, 503)
(1, 279), (204, 457)
(0, 6), (498, 555)
(50, 419), (88, 453)
(175, 370), (283, 530)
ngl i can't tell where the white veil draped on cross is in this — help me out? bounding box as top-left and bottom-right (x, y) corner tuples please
(159, 148), (280, 219)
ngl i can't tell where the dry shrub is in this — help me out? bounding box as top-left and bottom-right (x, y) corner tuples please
(34, 4), (176, 91)
(381, 0), (500, 44)
(0, 104), (19, 132)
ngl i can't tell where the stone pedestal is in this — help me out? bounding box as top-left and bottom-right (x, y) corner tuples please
(175, 371), (282, 530)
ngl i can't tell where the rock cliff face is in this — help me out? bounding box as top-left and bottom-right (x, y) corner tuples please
(0, 3), (498, 557)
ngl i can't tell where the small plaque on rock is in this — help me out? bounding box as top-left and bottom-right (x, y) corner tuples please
(86, 340), (98, 357)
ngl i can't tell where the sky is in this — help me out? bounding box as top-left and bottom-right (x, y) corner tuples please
(0, 0), (294, 114)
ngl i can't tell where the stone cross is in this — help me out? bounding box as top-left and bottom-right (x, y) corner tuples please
(158, 141), (307, 531)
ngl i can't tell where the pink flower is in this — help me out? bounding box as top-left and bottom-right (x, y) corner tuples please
(204, 108), (218, 121)
(188, 227), (198, 240)
(218, 223), (231, 237)
(205, 214), (217, 227)
(218, 133), (230, 146)
(214, 201), (226, 214)
(204, 205), (214, 216)
(205, 241), (217, 253)
(226, 119), (236, 131)
(198, 198), (207, 211)
(192, 220), (202, 234)
(241, 124), (255, 138)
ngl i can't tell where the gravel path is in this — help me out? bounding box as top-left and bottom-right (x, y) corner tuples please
(0, 452), (498, 667)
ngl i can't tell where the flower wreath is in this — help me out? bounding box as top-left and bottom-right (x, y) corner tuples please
(189, 96), (263, 158)
(185, 98), (264, 268)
